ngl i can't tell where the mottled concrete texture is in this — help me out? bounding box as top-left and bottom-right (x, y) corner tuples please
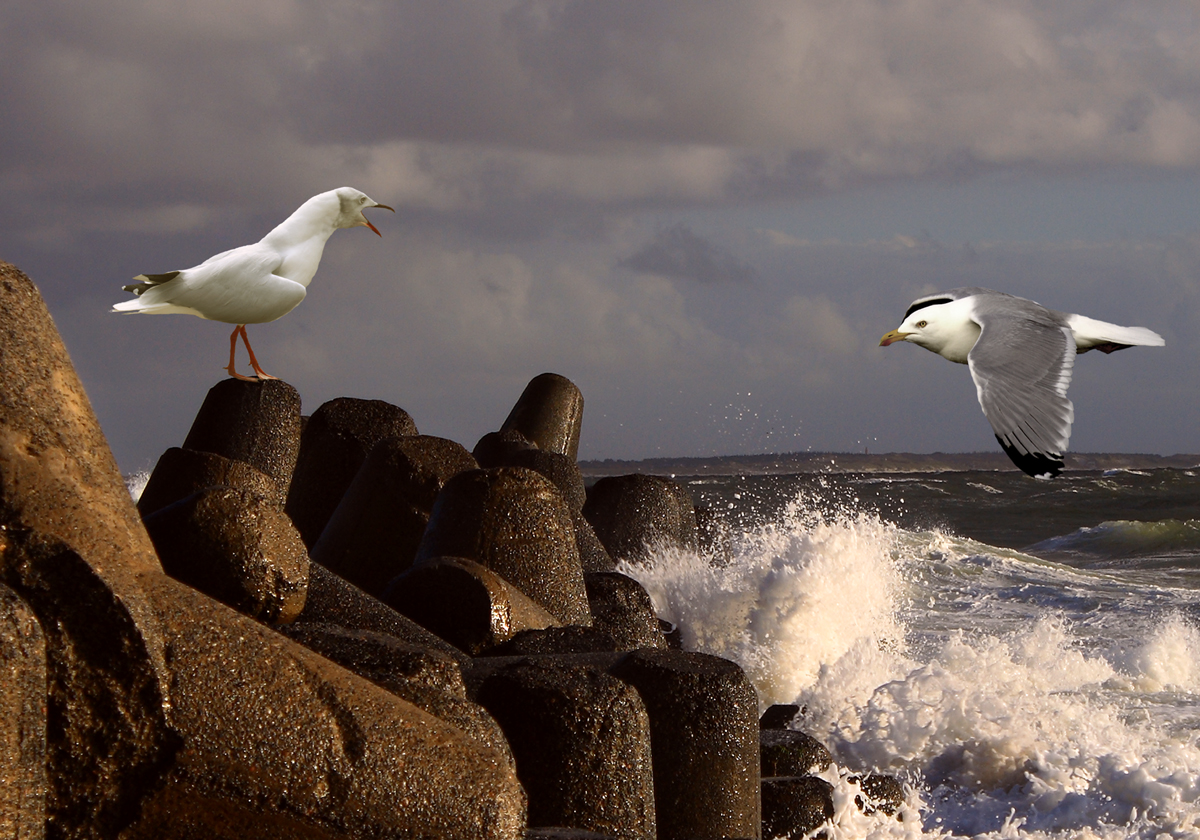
(182, 377), (303, 496)
(583, 572), (665, 652)
(499, 373), (584, 462)
(312, 435), (478, 597)
(144, 486), (309, 624)
(583, 474), (699, 564)
(138, 446), (280, 517)
(0, 262), (526, 839)
(760, 776), (834, 839)
(609, 649), (761, 840)
(0, 582), (46, 839)
(477, 659), (656, 839)
(385, 556), (561, 655)
(297, 562), (467, 662)
(760, 729), (833, 777)
(285, 397), (418, 547)
(417, 468), (591, 626)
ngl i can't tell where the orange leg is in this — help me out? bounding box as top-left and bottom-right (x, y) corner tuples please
(225, 325), (277, 381)
(238, 325), (277, 380)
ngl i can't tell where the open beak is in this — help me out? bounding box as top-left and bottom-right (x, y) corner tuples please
(363, 203), (395, 237)
(879, 329), (911, 347)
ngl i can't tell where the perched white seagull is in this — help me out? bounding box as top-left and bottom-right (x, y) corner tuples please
(113, 187), (393, 381)
(879, 287), (1164, 478)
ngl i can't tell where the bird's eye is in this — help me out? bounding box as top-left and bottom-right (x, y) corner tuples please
(916, 320), (927, 328)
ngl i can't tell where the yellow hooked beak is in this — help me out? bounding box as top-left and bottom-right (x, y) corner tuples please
(879, 329), (911, 347)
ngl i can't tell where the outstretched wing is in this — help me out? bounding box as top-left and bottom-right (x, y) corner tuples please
(967, 306), (1075, 478)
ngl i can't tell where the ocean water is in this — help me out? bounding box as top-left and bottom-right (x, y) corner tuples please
(619, 468), (1200, 840)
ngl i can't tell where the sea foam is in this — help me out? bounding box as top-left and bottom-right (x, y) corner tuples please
(623, 493), (1200, 839)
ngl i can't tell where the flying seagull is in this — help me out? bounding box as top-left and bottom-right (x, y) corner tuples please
(879, 287), (1164, 478)
(113, 187), (393, 381)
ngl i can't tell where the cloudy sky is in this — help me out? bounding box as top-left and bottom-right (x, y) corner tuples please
(4, 1), (1199, 473)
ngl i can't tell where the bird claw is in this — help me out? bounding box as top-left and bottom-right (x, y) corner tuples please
(225, 366), (259, 383)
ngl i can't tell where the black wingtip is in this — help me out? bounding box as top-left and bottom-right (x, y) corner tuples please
(995, 435), (1064, 479)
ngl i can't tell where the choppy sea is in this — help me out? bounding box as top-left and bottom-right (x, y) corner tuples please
(619, 467), (1200, 839)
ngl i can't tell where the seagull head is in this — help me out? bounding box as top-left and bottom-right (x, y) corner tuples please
(334, 187), (395, 236)
(880, 294), (979, 363)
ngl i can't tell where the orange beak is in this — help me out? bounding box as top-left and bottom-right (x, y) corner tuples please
(364, 203), (395, 237)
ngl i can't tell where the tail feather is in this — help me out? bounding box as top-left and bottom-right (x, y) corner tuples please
(122, 270), (180, 296)
(1068, 314), (1164, 353)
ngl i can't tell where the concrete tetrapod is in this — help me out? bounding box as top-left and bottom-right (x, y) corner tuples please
(285, 397), (418, 547)
(0, 582), (46, 838)
(0, 262), (525, 839)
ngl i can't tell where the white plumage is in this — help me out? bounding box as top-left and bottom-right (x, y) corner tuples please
(114, 187), (393, 381)
(880, 287), (1164, 478)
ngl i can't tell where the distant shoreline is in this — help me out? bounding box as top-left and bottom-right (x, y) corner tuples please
(578, 451), (1200, 477)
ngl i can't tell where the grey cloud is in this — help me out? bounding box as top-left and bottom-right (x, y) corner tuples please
(6, 0), (1200, 229)
(3, 0), (1200, 470)
(621, 224), (756, 284)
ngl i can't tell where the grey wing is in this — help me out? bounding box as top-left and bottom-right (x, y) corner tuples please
(967, 311), (1076, 478)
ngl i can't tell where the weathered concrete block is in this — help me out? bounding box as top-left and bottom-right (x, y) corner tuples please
(473, 428), (537, 469)
(583, 475), (699, 564)
(759, 704), (800, 730)
(134, 574), (528, 840)
(572, 510), (616, 573)
(584, 572), (664, 651)
(0, 583), (46, 839)
(182, 378), (302, 494)
(298, 561), (467, 662)
(761, 729), (833, 777)
(137, 446), (280, 515)
(761, 776), (834, 839)
(609, 649), (760, 840)
(280, 622), (515, 772)
(285, 397), (418, 547)
(0, 262), (527, 839)
(499, 373), (584, 461)
(312, 435), (477, 597)
(384, 557), (561, 655)
(477, 659), (656, 839)
(417, 468), (591, 626)
(506, 450), (586, 511)
(484, 626), (619, 657)
(143, 486), (309, 625)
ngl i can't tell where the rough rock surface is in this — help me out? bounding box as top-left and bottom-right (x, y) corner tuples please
(760, 729), (834, 777)
(499, 373), (584, 461)
(143, 486), (309, 624)
(0, 262), (526, 839)
(384, 556), (562, 655)
(279, 622), (515, 772)
(416, 468), (591, 626)
(760, 775), (834, 839)
(477, 659), (656, 839)
(285, 397), (418, 547)
(583, 572), (664, 651)
(0, 582), (46, 838)
(483, 626), (619, 657)
(583, 474), (699, 564)
(312, 435), (477, 597)
(296, 561), (467, 662)
(182, 377), (303, 495)
(137, 446), (279, 516)
(609, 649), (761, 840)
